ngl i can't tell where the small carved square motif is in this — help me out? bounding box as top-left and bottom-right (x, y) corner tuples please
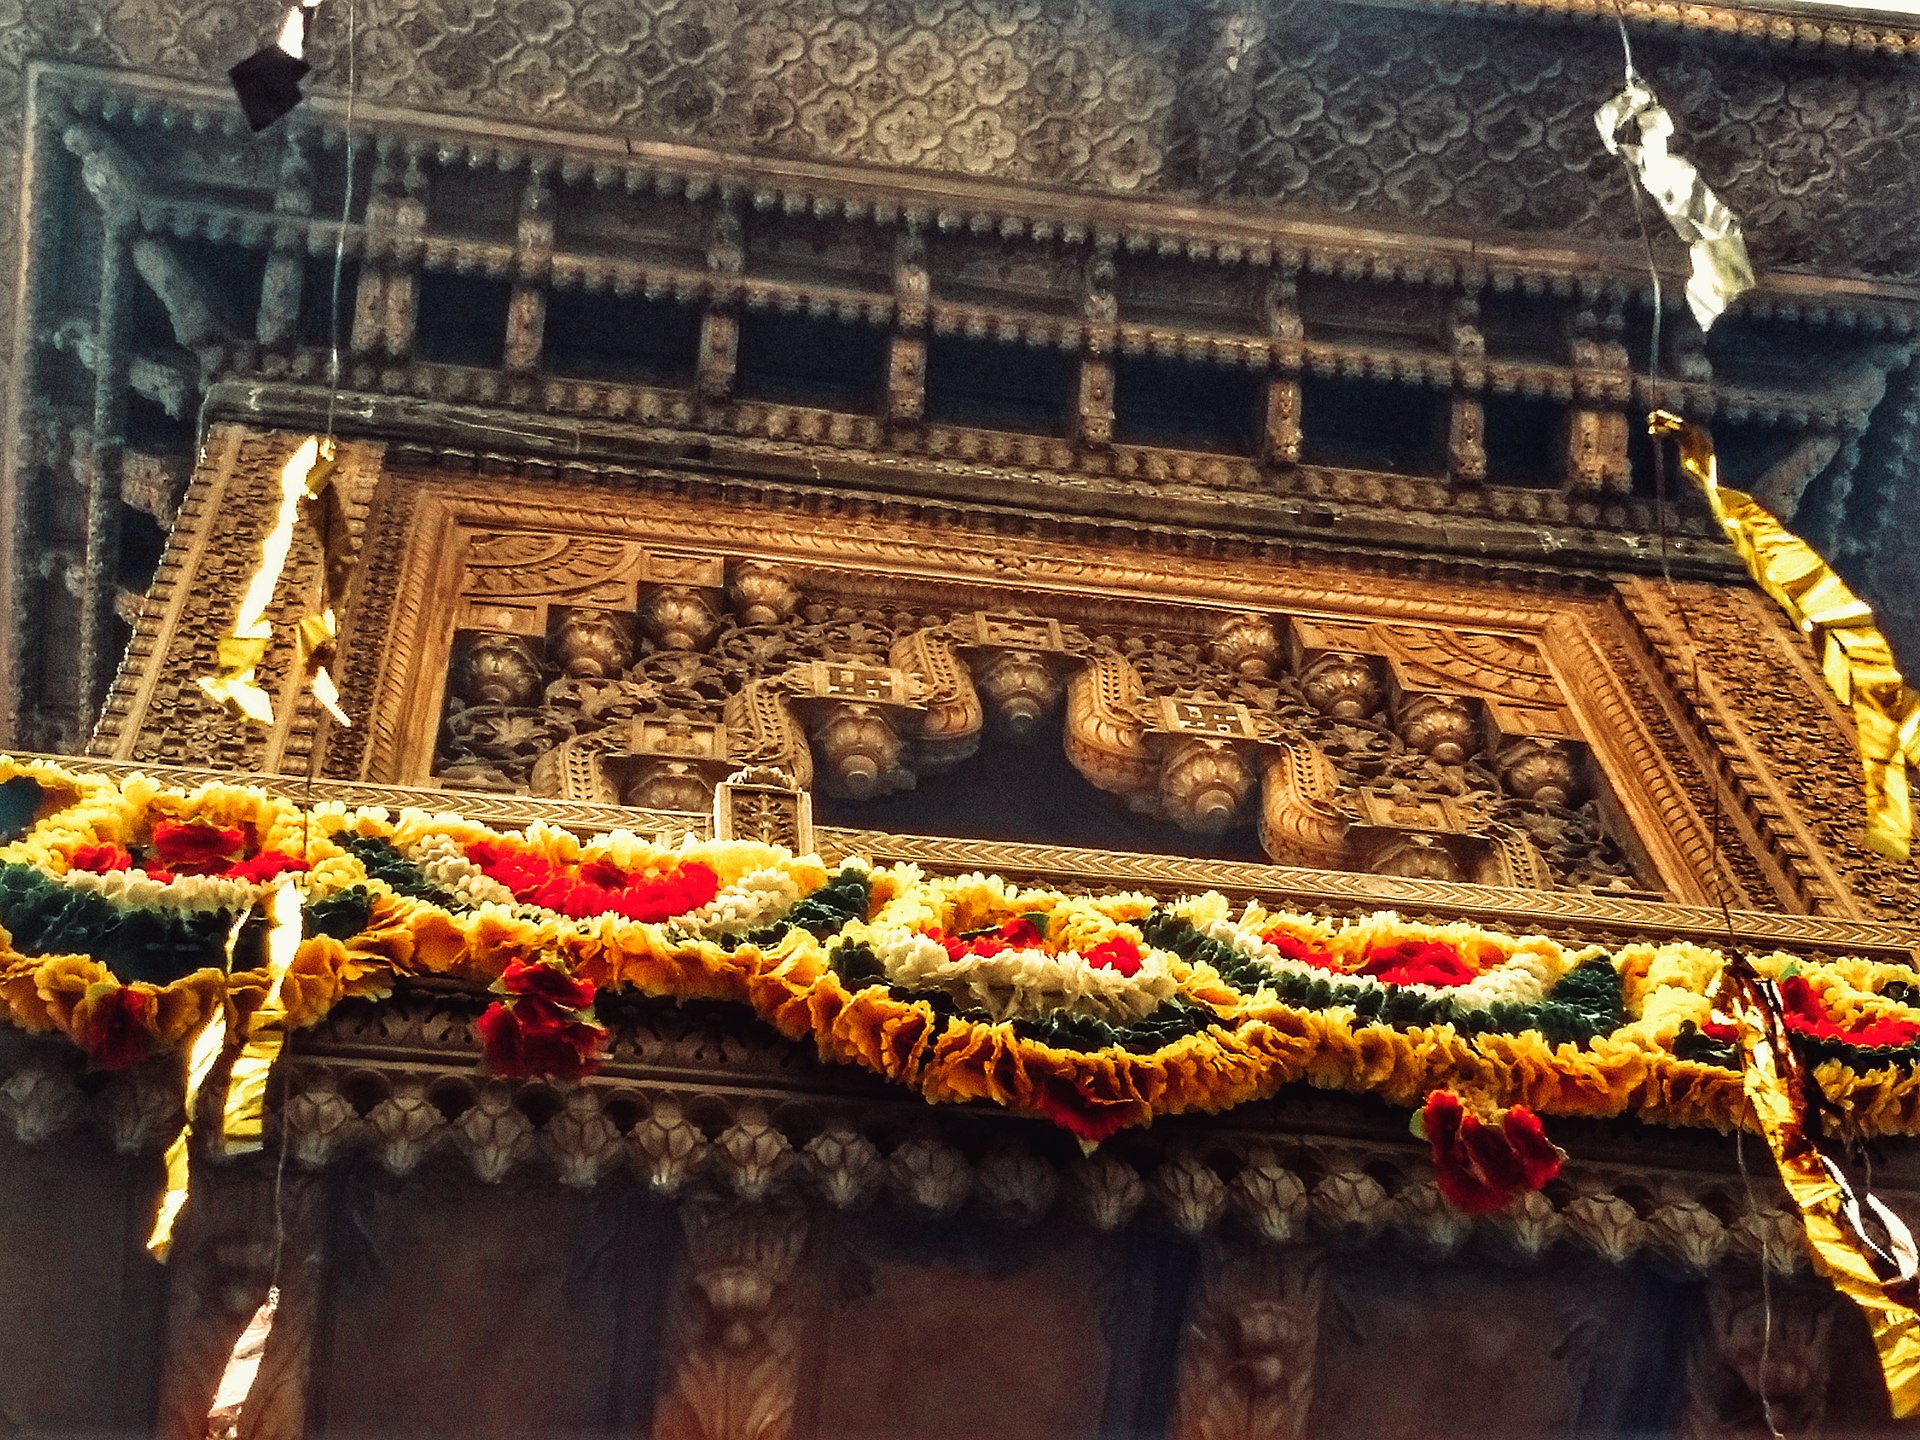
(809, 662), (910, 705)
(967, 613), (1065, 651)
(1355, 790), (1464, 831)
(1156, 697), (1254, 738)
(627, 716), (727, 759)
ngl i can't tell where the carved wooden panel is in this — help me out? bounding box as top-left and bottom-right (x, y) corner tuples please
(800, 1213), (1119, 1440)
(88, 425), (385, 776)
(312, 1173), (672, 1438)
(95, 422), (1919, 915)
(314, 460), (1698, 896)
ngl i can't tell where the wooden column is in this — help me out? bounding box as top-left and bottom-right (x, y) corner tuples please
(1566, 305), (1632, 494)
(153, 1166), (329, 1440)
(1264, 270), (1303, 467)
(651, 1198), (813, 1440)
(503, 166), (553, 376)
(1678, 1276), (1838, 1439)
(1078, 245), (1117, 449)
(1169, 1242), (1326, 1440)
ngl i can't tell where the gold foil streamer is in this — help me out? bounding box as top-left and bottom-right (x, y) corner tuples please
(219, 878), (302, 1154)
(197, 436), (353, 729)
(207, 1285), (279, 1440)
(1595, 74), (1754, 332)
(1721, 958), (1920, 1418)
(1651, 411), (1920, 861)
(143, 907), (256, 1260)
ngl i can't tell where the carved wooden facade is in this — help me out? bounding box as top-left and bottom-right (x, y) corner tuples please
(8, 401), (1901, 1436)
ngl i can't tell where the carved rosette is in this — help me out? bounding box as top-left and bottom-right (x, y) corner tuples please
(641, 586), (724, 652)
(727, 562), (802, 627)
(1393, 691), (1482, 764)
(810, 702), (912, 800)
(1160, 736), (1258, 834)
(624, 760), (716, 811)
(1363, 831), (1468, 882)
(1494, 736), (1586, 807)
(972, 648), (1064, 742)
(1297, 650), (1386, 721)
(551, 608), (634, 679)
(460, 633), (544, 707)
(1210, 612), (1283, 680)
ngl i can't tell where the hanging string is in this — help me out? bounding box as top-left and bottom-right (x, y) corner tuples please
(207, 5), (363, 1435)
(1603, 8), (1780, 1434)
(323, 0), (360, 447)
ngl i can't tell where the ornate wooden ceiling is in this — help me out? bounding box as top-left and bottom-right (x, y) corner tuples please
(12, 49), (1920, 755)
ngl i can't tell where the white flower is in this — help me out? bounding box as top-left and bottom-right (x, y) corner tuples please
(59, 866), (255, 913)
(680, 866), (805, 936)
(407, 831), (518, 908)
(869, 928), (1177, 1025)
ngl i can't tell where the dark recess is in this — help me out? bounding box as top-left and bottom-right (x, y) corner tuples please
(414, 271), (513, 369)
(1113, 354), (1261, 454)
(924, 335), (1075, 436)
(1484, 393), (1564, 488)
(735, 312), (887, 412)
(543, 290), (702, 386)
(1300, 373), (1447, 476)
(813, 719), (1267, 862)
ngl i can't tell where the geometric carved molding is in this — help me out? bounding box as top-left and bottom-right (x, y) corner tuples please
(0, 1017), (1886, 1282)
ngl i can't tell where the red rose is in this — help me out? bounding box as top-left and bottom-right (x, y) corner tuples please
(150, 820), (247, 875)
(497, 957), (597, 1013)
(1361, 939), (1477, 988)
(466, 841), (720, 923)
(920, 928), (968, 962)
(79, 985), (155, 1070)
(1699, 1016), (1738, 1044)
(1776, 975), (1827, 1031)
(1499, 1105), (1565, 1191)
(478, 996), (607, 1081)
(1264, 929), (1342, 970)
(997, 918), (1043, 948)
(578, 858), (628, 889)
(228, 850), (311, 884)
(1084, 936), (1144, 977)
(1839, 1016), (1920, 1050)
(1420, 1091), (1561, 1214)
(612, 862), (720, 923)
(1032, 1074), (1139, 1146)
(69, 843), (133, 873)
(1772, 974), (1920, 1050)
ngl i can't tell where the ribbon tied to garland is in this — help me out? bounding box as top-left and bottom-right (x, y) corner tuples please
(1718, 954), (1920, 1417)
(197, 435), (354, 731)
(146, 877), (304, 1260)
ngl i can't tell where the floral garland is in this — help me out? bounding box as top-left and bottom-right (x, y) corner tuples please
(3, 759), (1920, 1150)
